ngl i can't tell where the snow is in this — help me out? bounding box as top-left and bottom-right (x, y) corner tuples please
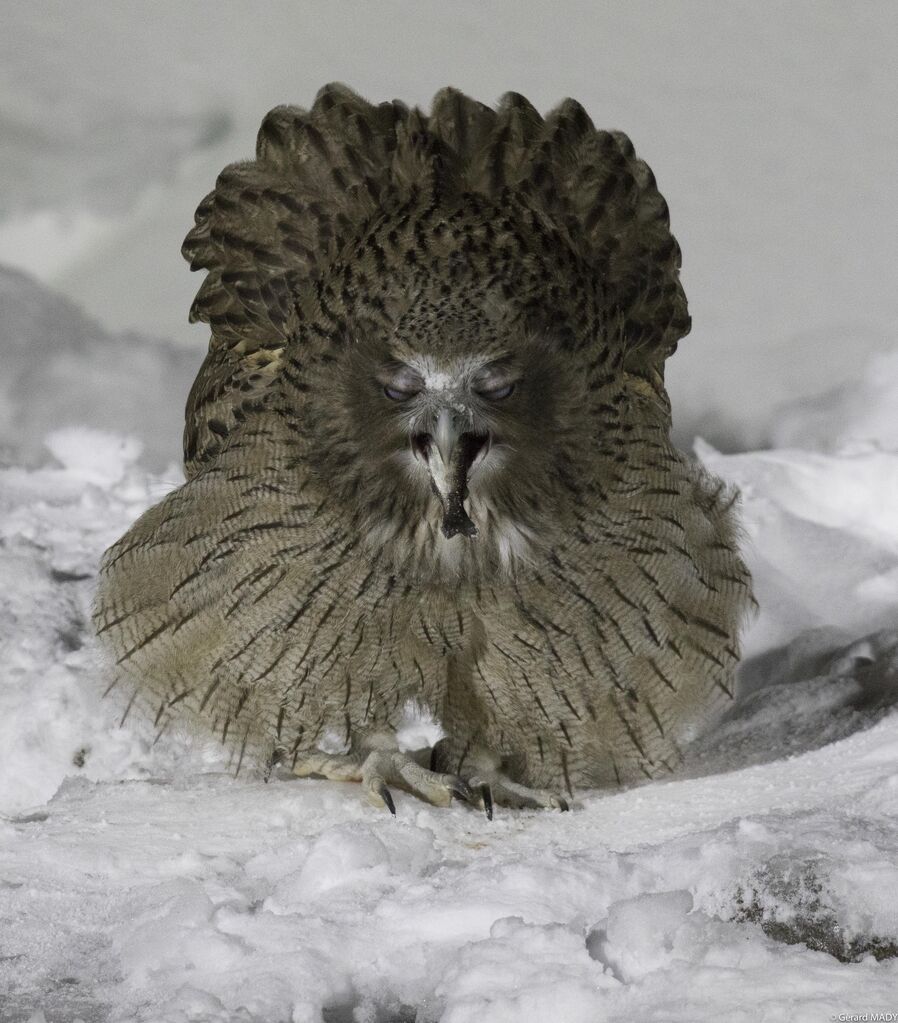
(0, 266), (197, 470)
(698, 440), (898, 659)
(3, 4), (898, 1021)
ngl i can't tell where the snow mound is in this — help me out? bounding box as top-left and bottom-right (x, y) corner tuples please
(697, 438), (898, 659)
(0, 436), (212, 816)
(0, 265), (198, 469)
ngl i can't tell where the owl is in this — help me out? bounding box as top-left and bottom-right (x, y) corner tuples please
(93, 84), (754, 816)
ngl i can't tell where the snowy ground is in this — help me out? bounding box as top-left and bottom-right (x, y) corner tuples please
(3, 411), (898, 1022)
(3, 4), (898, 1022)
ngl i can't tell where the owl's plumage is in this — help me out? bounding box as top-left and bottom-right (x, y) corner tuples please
(94, 85), (753, 806)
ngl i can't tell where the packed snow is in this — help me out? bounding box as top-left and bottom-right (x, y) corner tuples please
(2, 4), (898, 1022)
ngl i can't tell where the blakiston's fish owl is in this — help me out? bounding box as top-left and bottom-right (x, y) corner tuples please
(94, 85), (754, 814)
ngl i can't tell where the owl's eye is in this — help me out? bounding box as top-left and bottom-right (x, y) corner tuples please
(475, 382), (515, 401)
(383, 385), (420, 402)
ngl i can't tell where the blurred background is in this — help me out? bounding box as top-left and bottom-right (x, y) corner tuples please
(1, 0), (896, 467)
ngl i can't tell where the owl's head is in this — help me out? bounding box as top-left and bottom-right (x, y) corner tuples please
(299, 234), (592, 575)
(377, 350), (521, 541)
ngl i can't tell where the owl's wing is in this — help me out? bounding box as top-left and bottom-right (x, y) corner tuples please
(181, 338), (285, 474)
(182, 88), (411, 344)
(465, 93), (688, 402)
(180, 86), (414, 475)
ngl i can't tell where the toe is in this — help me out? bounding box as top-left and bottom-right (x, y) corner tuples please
(362, 771), (397, 814)
(466, 772), (570, 812)
(447, 775), (475, 804)
(360, 750), (474, 811)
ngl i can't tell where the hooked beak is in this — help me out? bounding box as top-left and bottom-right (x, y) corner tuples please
(413, 408), (489, 539)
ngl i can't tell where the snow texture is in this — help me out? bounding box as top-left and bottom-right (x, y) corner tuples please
(2, 4), (898, 1022)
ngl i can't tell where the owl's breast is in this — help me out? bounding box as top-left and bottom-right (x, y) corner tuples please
(406, 593), (483, 658)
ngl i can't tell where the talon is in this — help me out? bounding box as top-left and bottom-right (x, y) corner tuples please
(379, 784), (396, 816)
(480, 784), (493, 821)
(450, 777), (474, 803)
(558, 797), (570, 812)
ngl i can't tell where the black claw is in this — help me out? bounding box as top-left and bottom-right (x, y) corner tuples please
(557, 798), (570, 812)
(450, 778), (474, 804)
(480, 784), (493, 821)
(379, 784), (396, 816)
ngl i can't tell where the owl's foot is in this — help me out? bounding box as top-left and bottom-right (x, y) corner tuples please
(466, 770), (570, 816)
(291, 747), (475, 815)
(292, 745), (565, 817)
(360, 749), (474, 815)
(430, 742), (570, 817)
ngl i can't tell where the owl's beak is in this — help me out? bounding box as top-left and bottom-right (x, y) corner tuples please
(414, 409), (488, 539)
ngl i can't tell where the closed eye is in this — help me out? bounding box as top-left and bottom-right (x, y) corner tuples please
(475, 382), (515, 401)
(383, 385), (420, 401)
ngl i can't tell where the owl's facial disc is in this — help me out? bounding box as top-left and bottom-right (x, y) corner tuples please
(412, 409), (489, 539)
(379, 354), (517, 540)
